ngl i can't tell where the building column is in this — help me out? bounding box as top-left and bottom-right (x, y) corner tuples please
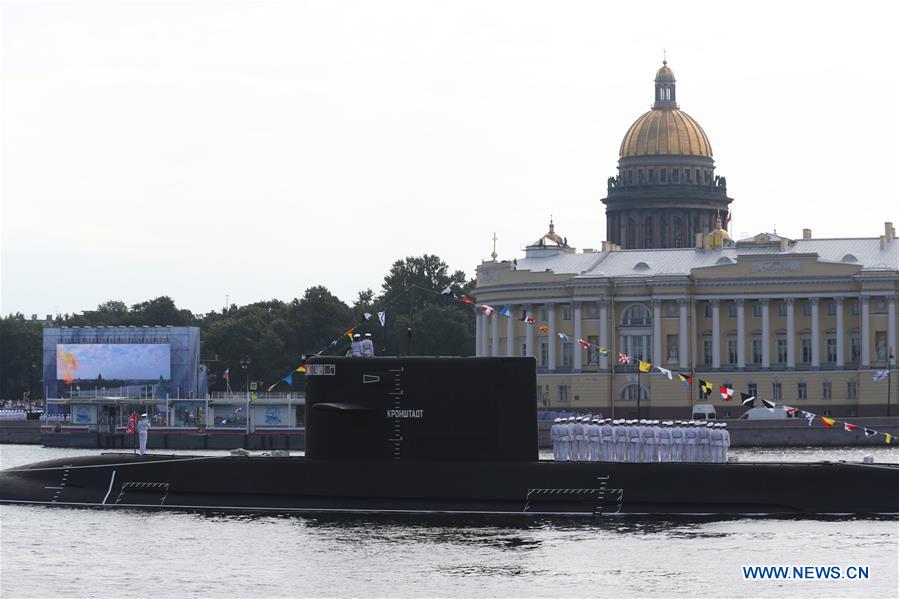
(861, 296), (870, 368)
(810, 298), (820, 369)
(475, 310), (483, 356)
(506, 304), (516, 357)
(711, 299), (721, 370)
(525, 304), (535, 358)
(599, 299), (609, 370)
(889, 295), (897, 366)
(785, 298), (795, 369)
(490, 310), (499, 357)
(480, 311), (489, 357)
(573, 302), (583, 371)
(652, 299), (662, 365)
(678, 299), (688, 370)
(835, 297), (845, 367)
(736, 299), (746, 368)
(761, 299), (771, 368)
(547, 303), (557, 371)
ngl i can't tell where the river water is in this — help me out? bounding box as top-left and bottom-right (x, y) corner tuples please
(1, 444), (897, 598)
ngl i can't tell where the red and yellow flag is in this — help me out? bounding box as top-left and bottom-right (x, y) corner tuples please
(821, 416), (837, 429)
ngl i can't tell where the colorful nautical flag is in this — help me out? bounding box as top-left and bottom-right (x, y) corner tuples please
(598, 347), (609, 356)
(740, 392), (755, 407)
(821, 416), (836, 429)
(784, 406), (798, 415)
(873, 369), (889, 383)
(698, 379), (713, 398)
(720, 385), (734, 401)
(126, 411), (137, 434)
(677, 372), (692, 387)
(558, 332), (570, 342)
(617, 353), (632, 364)
(499, 306), (512, 318)
(885, 433), (893, 444)
(802, 410), (816, 426)
(345, 329), (355, 341)
(578, 338), (591, 349)
(223, 369), (230, 380)
(864, 428), (876, 437)
(363, 312), (372, 321)
(843, 423), (859, 432)
(538, 325), (550, 333)
(657, 366), (673, 380)
(638, 360), (652, 373)
(378, 311), (386, 326)
(459, 296), (475, 305)
(762, 399), (776, 411)
(441, 286), (453, 296)
(520, 315), (535, 324)
(296, 362), (306, 373)
(481, 305), (495, 316)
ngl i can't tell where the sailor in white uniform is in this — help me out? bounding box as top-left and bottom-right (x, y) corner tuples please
(570, 417), (585, 461)
(709, 422), (724, 462)
(625, 420), (639, 463)
(670, 421), (685, 462)
(137, 413), (151, 456)
(684, 421), (698, 463)
(641, 420), (657, 463)
(550, 418), (561, 460)
(696, 421), (712, 463)
(361, 333), (375, 357)
(613, 420), (628, 462)
(585, 419), (600, 461)
(559, 417), (573, 462)
(599, 419), (614, 462)
(350, 334), (364, 357)
(657, 421), (672, 462)
(719, 422), (731, 462)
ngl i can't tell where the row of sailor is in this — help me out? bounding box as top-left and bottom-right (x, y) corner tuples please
(550, 417), (730, 463)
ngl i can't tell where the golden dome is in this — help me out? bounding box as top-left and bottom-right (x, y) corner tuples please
(619, 108), (712, 158)
(655, 61), (675, 81)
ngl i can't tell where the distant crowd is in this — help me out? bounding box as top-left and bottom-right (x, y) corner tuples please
(551, 417), (731, 463)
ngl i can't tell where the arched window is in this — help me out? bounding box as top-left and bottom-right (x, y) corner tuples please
(627, 218), (636, 248)
(659, 217), (668, 245)
(643, 218), (653, 247)
(673, 217), (683, 247)
(620, 384), (650, 402)
(621, 304), (651, 326)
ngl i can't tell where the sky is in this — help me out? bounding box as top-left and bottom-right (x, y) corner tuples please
(2, 1), (897, 318)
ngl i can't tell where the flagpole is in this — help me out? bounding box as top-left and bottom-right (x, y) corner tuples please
(888, 348), (894, 417)
(636, 354), (642, 420)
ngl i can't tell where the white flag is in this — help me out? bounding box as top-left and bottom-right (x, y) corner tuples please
(441, 286), (453, 296)
(377, 311), (386, 327)
(656, 366), (673, 380)
(363, 312), (372, 321)
(873, 369), (889, 383)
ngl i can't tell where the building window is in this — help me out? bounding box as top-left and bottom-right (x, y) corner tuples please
(562, 306), (572, 321)
(848, 380), (858, 400)
(850, 301), (859, 316)
(561, 342), (573, 367)
(622, 335), (651, 363)
(585, 303), (600, 318)
(825, 337), (837, 363)
(747, 383), (757, 398)
(800, 338), (812, 363)
(702, 340), (713, 366)
(672, 168), (679, 182)
(875, 331), (888, 361)
(673, 218), (683, 247)
(667, 335), (679, 363)
(558, 385), (569, 402)
(801, 301), (812, 316)
(621, 304), (651, 326)
(539, 342), (548, 367)
(644, 218), (653, 247)
(826, 301), (836, 316)
(660, 168), (667, 182)
(776, 338), (787, 364)
(587, 336), (600, 365)
(684, 168), (691, 183)
(539, 307), (548, 321)
(777, 302), (787, 317)
(773, 382), (782, 401)
(822, 382), (832, 400)
(648, 169), (655, 183)
(620, 384), (648, 401)
(752, 339), (763, 364)
(703, 303), (712, 318)
(728, 302), (737, 317)
(752, 302), (763, 318)
(727, 339), (738, 364)
(666, 302), (677, 317)
(850, 336), (861, 363)
(797, 382), (807, 400)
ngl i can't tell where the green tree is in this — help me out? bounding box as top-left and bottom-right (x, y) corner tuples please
(0, 315), (43, 401)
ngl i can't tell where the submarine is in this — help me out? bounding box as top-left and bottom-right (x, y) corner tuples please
(2, 356), (898, 516)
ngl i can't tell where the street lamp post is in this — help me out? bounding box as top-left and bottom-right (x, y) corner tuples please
(888, 349), (894, 417)
(240, 356), (251, 433)
(30, 358), (37, 410)
(636, 354), (642, 421)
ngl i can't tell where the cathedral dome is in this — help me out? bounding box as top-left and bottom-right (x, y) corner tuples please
(619, 108), (712, 158)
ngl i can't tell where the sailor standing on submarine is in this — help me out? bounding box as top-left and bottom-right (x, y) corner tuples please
(350, 333), (364, 357)
(361, 332), (375, 357)
(551, 418), (561, 460)
(138, 413), (151, 456)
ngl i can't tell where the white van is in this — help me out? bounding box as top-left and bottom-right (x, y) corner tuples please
(692, 404), (717, 420)
(739, 407), (788, 420)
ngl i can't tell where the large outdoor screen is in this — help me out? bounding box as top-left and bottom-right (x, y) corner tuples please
(56, 344), (171, 382)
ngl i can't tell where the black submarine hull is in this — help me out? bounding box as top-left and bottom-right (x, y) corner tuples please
(2, 453), (898, 515)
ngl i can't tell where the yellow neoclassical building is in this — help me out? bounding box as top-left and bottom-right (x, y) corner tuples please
(472, 63), (898, 419)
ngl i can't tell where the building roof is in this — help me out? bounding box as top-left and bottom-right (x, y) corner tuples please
(619, 108), (712, 158)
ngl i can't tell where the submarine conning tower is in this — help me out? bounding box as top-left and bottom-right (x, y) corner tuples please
(304, 356), (537, 461)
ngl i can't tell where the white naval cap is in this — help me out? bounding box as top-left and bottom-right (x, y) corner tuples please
(353, 333), (361, 338)
(364, 332), (372, 337)
(140, 413), (148, 417)
(554, 418), (561, 423)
